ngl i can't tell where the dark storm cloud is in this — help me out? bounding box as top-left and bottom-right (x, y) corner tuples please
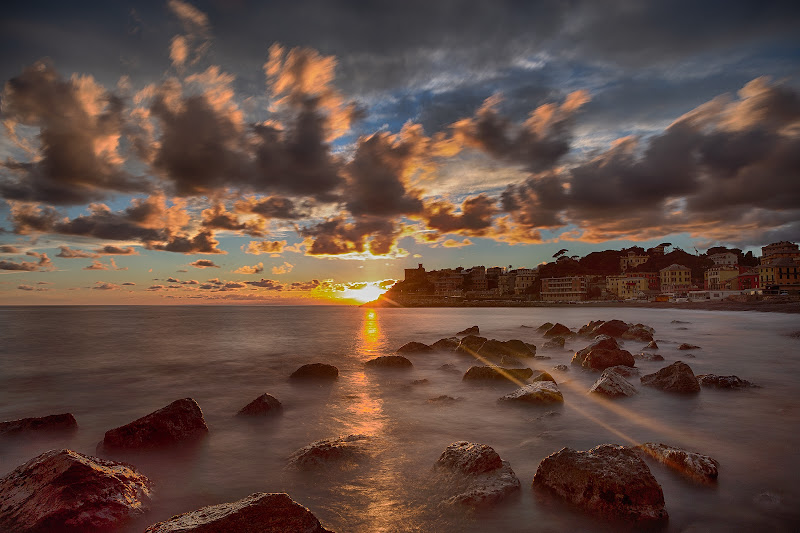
(300, 215), (398, 256)
(424, 194), (498, 236)
(200, 203), (265, 236)
(235, 196), (305, 220)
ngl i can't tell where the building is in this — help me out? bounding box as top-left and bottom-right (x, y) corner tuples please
(620, 250), (649, 272)
(605, 275), (627, 297)
(758, 241), (799, 292)
(659, 264), (692, 293)
(626, 271), (659, 291)
(541, 276), (589, 301)
(486, 266), (504, 290)
(513, 268), (537, 295)
(463, 266), (487, 291)
(404, 264), (427, 283)
(770, 257), (800, 293)
(618, 277), (649, 299)
(432, 269), (463, 296)
(708, 252), (738, 266)
(728, 269), (759, 291)
(761, 241), (800, 261)
(647, 244), (666, 256)
(498, 272), (516, 296)
(704, 265), (740, 290)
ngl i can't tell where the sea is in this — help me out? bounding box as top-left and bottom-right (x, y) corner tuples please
(0, 305), (799, 532)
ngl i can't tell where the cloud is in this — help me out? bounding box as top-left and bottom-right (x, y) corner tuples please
(95, 245), (138, 255)
(271, 261), (294, 275)
(167, 0), (211, 68)
(423, 193), (498, 236)
(92, 281), (120, 290)
(442, 238), (473, 248)
(244, 240), (287, 255)
(57, 246), (99, 258)
(189, 259), (220, 268)
(122, 282), (136, 286)
(83, 259), (109, 270)
(0, 251), (53, 271)
(147, 284), (164, 291)
(290, 279), (321, 290)
(0, 245), (22, 253)
(300, 215), (399, 256)
(201, 203), (265, 236)
(233, 262), (264, 274)
(244, 278), (284, 290)
(235, 196), (305, 220)
(17, 284), (34, 291)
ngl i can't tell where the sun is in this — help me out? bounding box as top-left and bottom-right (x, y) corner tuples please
(341, 283), (387, 304)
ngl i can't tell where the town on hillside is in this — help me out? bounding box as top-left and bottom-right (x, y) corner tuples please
(384, 241), (800, 304)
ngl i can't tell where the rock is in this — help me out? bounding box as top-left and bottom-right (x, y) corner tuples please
(678, 343), (701, 350)
(435, 442), (521, 507)
(553, 364), (569, 372)
(411, 379), (429, 385)
(620, 324), (655, 342)
(589, 371), (638, 397)
(643, 340), (659, 350)
(696, 374), (755, 389)
(456, 335), (487, 354)
(503, 339), (536, 357)
(531, 371), (556, 383)
(477, 339), (512, 358)
(287, 434), (370, 468)
(498, 381), (564, 404)
(431, 337), (459, 351)
(605, 365), (639, 377)
(438, 363), (459, 373)
(671, 320), (690, 324)
(578, 320), (605, 335)
(457, 325), (480, 335)
(634, 352), (664, 362)
(500, 355), (523, 367)
(100, 398), (208, 452)
(0, 413), (77, 436)
(571, 335), (620, 366)
(580, 320), (655, 341)
(640, 361), (701, 393)
(237, 393), (282, 416)
(0, 449), (152, 532)
(462, 366), (533, 382)
(532, 444), (668, 522)
(290, 363), (339, 380)
(520, 324), (533, 328)
(144, 492), (333, 533)
(635, 442), (719, 482)
(589, 319), (630, 338)
(537, 322), (554, 332)
(427, 395), (461, 404)
(396, 341), (433, 354)
(542, 336), (565, 350)
(365, 355), (413, 368)
(581, 348), (636, 371)
(544, 323), (572, 337)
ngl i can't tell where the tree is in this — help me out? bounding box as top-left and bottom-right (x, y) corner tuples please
(553, 248), (568, 258)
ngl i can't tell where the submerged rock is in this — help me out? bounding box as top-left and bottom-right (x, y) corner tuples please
(396, 341), (433, 354)
(431, 337), (460, 351)
(498, 381), (564, 404)
(144, 492), (333, 533)
(100, 398), (208, 452)
(290, 363), (339, 380)
(435, 442), (521, 507)
(636, 442), (719, 483)
(288, 434), (370, 468)
(553, 364), (569, 372)
(462, 366), (533, 382)
(643, 340), (659, 350)
(237, 393), (282, 416)
(457, 325), (480, 335)
(542, 336), (565, 350)
(537, 322), (554, 332)
(0, 449), (152, 532)
(438, 364), (459, 373)
(581, 348), (635, 371)
(605, 365), (639, 377)
(634, 352), (665, 362)
(365, 355), (413, 368)
(531, 371), (556, 383)
(620, 324), (655, 342)
(589, 370), (638, 398)
(641, 361), (700, 393)
(455, 335), (488, 354)
(0, 413), (77, 436)
(532, 444), (668, 522)
(427, 395), (462, 404)
(678, 343), (701, 350)
(544, 323), (572, 337)
(579, 320), (654, 341)
(696, 374), (756, 389)
(503, 339), (536, 357)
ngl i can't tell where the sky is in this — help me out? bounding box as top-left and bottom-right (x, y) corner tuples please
(1, 0), (799, 305)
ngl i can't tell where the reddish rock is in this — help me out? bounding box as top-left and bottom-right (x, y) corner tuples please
(457, 325), (480, 335)
(641, 361), (700, 393)
(430, 337), (459, 351)
(396, 341), (433, 354)
(144, 492), (333, 533)
(590, 319), (630, 338)
(288, 434), (370, 468)
(435, 442), (521, 507)
(290, 363), (339, 380)
(365, 355), (413, 368)
(544, 323), (572, 337)
(531, 371), (556, 383)
(636, 442), (720, 483)
(477, 339), (512, 358)
(503, 339), (536, 357)
(237, 394), (282, 416)
(572, 335), (619, 366)
(589, 370), (638, 398)
(643, 340), (659, 350)
(696, 374), (755, 389)
(537, 322), (554, 332)
(678, 343), (701, 350)
(462, 366), (533, 381)
(532, 444), (668, 522)
(0, 413), (77, 436)
(581, 348), (635, 371)
(620, 324), (655, 342)
(542, 336), (566, 350)
(436, 441), (502, 475)
(456, 335), (488, 354)
(100, 398), (208, 451)
(605, 365), (639, 378)
(634, 351), (665, 362)
(0, 449), (152, 532)
(498, 381), (564, 404)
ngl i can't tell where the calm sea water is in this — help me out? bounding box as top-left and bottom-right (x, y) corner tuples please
(1, 305), (799, 532)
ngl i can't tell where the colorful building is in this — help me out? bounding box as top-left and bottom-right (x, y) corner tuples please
(659, 264), (692, 293)
(704, 265), (740, 290)
(620, 250), (649, 271)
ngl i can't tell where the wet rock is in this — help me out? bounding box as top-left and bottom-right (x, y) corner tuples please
(144, 492), (333, 533)
(503, 339), (536, 357)
(438, 364), (459, 373)
(537, 322), (554, 332)
(427, 395), (461, 404)
(620, 324), (655, 342)
(411, 379), (429, 385)
(577, 320), (605, 336)
(100, 398), (208, 452)
(458, 325), (480, 335)
(542, 336), (566, 350)
(678, 343), (701, 350)
(462, 366), (533, 381)
(500, 355), (523, 367)
(634, 352), (664, 362)
(290, 363), (339, 380)
(498, 381), (564, 404)
(580, 320), (655, 341)
(531, 371), (557, 383)
(456, 335), (488, 354)
(553, 364), (569, 372)
(696, 374), (756, 389)
(643, 340), (659, 350)
(671, 320), (690, 324)
(581, 348), (636, 371)
(396, 341), (433, 354)
(605, 365), (639, 378)
(589, 371), (638, 398)
(544, 323), (572, 337)
(477, 339), (512, 358)
(431, 337), (459, 351)
(572, 335), (620, 366)
(520, 324), (533, 328)
(589, 319), (630, 338)
(288, 434), (370, 468)
(635, 442), (719, 482)
(237, 393), (282, 416)
(640, 361), (700, 393)
(532, 444), (668, 522)
(0, 413), (77, 436)
(0, 449), (152, 532)
(435, 442), (521, 507)
(365, 355), (413, 368)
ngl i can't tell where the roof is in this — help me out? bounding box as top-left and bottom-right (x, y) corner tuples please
(659, 263), (691, 272)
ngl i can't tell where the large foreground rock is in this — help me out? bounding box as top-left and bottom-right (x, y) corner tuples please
(455, 335), (488, 354)
(580, 348), (635, 371)
(462, 366), (533, 382)
(635, 442), (719, 483)
(498, 381), (564, 404)
(100, 398), (208, 451)
(589, 370), (638, 397)
(396, 341), (433, 354)
(365, 355), (413, 368)
(288, 434), (370, 468)
(532, 444), (667, 522)
(579, 320), (654, 341)
(0, 449), (152, 532)
(435, 442), (521, 507)
(641, 361), (700, 393)
(290, 363), (339, 381)
(571, 335), (619, 366)
(0, 413), (77, 436)
(144, 492), (333, 533)
(237, 394), (282, 416)
(696, 374), (755, 389)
